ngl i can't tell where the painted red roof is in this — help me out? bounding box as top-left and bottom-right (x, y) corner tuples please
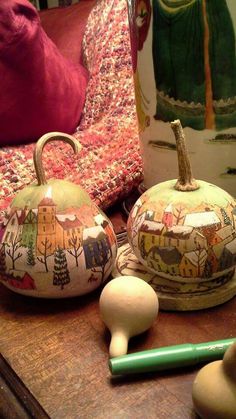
(56, 217), (83, 230)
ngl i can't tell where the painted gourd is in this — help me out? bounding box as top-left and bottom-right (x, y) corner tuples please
(127, 120), (236, 283)
(0, 133), (117, 298)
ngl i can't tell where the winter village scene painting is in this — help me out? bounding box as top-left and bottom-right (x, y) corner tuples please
(128, 193), (236, 283)
(0, 197), (117, 297)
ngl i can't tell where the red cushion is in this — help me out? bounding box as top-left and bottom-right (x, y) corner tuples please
(40, 0), (97, 65)
(0, 0), (88, 146)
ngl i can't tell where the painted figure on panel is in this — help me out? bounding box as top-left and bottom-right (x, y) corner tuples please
(129, 0), (151, 131)
(152, 0), (236, 130)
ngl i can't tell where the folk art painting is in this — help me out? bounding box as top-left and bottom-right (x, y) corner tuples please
(0, 196), (117, 297)
(0, 133), (117, 298)
(127, 0), (236, 195)
(127, 186), (236, 283)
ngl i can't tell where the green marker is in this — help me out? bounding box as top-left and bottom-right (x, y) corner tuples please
(109, 338), (235, 375)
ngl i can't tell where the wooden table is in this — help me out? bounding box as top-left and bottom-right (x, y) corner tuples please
(0, 203), (236, 419)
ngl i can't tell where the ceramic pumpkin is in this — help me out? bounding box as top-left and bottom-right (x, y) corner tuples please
(127, 120), (236, 283)
(0, 133), (117, 298)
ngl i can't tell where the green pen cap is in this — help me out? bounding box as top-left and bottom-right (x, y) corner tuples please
(109, 338), (236, 375)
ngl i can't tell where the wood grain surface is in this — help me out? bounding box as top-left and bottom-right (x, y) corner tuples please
(0, 353), (50, 419)
(0, 204), (236, 419)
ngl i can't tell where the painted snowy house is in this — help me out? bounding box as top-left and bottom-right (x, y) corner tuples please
(163, 225), (207, 253)
(138, 221), (166, 254)
(73, 205), (96, 227)
(36, 197), (84, 255)
(211, 226), (236, 262)
(21, 209), (38, 247)
(162, 204), (173, 227)
(2, 209), (26, 245)
(210, 224), (235, 246)
(56, 215), (83, 249)
(145, 210), (155, 221)
(94, 214), (104, 226)
(147, 246), (181, 275)
(94, 213), (116, 246)
(219, 238), (236, 270)
(131, 198), (143, 218)
(179, 249), (208, 278)
(184, 211), (221, 242)
(100, 220), (116, 246)
(37, 198), (57, 255)
(83, 226), (111, 269)
(128, 211), (146, 246)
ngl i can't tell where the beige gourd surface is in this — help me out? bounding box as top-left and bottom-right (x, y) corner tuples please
(99, 276), (159, 358)
(192, 342), (236, 419)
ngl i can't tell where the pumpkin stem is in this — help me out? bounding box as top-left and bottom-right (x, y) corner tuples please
(33, 132), (81, 185)
(171, 120), (199, 192)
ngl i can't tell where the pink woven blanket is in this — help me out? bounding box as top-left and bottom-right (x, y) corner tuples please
(0, 0), (142, 222)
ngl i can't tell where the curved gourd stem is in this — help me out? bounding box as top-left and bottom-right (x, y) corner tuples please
(33, 132), (81, 185)
(170, 120), (199, 192)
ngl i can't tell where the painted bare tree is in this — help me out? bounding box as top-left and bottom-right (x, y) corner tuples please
(193, 245), (207, 278)
(6, 235), (23, 270)
(67, 233), (83, 267)
(131, 213), (146, 251)
(91, 248), (111, 283)
(203, 259), (213, 278)
(37, 237), (52, 272)
(173, 205), (185, 225)
(0, 244), (7, 276)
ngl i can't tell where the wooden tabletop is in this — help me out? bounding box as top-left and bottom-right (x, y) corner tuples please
(0, 203), (236, 419)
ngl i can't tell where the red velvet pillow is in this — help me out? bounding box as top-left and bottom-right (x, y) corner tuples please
(40, 1), (97, 66)
(0, 0), (88, 146)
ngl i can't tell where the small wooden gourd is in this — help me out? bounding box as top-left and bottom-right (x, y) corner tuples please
(99, 276), (159, 357)
(192, 342), (236, 418)
(0, 132), (117, 298)
(127, 120), (236, 284)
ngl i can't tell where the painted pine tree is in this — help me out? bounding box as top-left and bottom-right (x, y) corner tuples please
(27, 240), (36, 266)
(53, 247), (70, 290)
(220, 208), (232, 226)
